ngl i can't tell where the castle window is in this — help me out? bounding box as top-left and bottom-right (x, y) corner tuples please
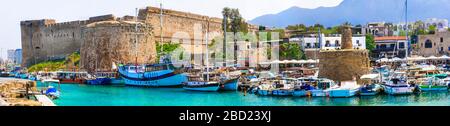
(425, 39), (433, 48)
(441, 37), (444, 43)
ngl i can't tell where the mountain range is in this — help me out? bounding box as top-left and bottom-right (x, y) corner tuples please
(249, 0), (450, 28)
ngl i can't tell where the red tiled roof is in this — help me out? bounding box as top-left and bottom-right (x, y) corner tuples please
(374, 36), (407, 41)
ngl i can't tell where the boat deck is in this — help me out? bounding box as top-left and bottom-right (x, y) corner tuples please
(35, 95), (56, 106)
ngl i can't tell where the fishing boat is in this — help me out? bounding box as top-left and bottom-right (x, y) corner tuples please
(56, 71), (88, 84)
(292, 79), (314, 97)
(359, 74), (382, 96)
(182, 73), (221, 92)
(256, 83), (275, 96)
(41, 79), (61, 99)
(382, 72), (415, 95)
(309, 78), (335, 97)
(118, 62), (188, 87)
(219, 76), (240, 91)
(418, 76), (449, 91)
(327, 81), (360, 98)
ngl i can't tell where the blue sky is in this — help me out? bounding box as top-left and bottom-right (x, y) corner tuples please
(0, 0), (343, 59)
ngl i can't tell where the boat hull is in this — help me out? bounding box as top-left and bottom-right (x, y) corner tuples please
(272, 89), (292, 96)
(122, 73), (187, 87)
(183, 82), (220, 92)
(257, 90), (271, 96)
(86, 78), (111, 85)
(419, 85), (448, 91)
(383, 85), (414, 95)
(220, 77), (239, 91)
(310, 90), (327, 97)
(109, 78), (124, 85)
(328, 89), (358, 98)
(59, 79), (85, 84)
(292, 90), (309, 97)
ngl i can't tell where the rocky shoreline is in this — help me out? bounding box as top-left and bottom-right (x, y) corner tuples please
(0, 78), (47, 106)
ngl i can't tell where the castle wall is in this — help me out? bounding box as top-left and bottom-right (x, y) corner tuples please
(20, 20), (86, 67)
(81, 21), (156, 73)
(20, 6), (250, 70)
(139, 7), (223, 43)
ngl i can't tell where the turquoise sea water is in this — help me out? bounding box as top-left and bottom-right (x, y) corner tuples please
(35, 82), (450, 106)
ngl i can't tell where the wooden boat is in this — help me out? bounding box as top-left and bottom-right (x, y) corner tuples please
(56, 71), (88, 84)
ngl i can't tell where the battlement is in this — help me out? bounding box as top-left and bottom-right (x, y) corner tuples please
(20, 19), (56, 26)
(88, 14), (116, 23)
(140, 6), (222, 23)
(43, 20), (89, 28)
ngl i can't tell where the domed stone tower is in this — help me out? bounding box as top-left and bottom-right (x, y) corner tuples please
(318, 25), (370, 83)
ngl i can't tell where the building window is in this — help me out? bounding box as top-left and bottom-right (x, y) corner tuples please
(441, 37), (444, 43)
(306, 43), (311, 48)
(399, 42), (405, 49)
(425, 39), (433, 48)
(325, 40), (331, 47)
(356, 40), (360, 46)
(335, 40), (340, 46)
(441, 47), (444, 52)
(390, 44), (395, 48)
(380, 44), (387, 49)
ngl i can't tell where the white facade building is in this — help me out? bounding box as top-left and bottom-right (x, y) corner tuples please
(293, 34), (366, 50)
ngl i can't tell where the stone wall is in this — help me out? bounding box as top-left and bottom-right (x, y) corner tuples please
(20, 19), (87, 67)
(318, 49), (370, 82)
(80, 21), (156, 73)
(139, 7), (223, 43)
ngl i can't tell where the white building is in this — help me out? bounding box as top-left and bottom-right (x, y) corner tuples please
(292, 34), (366, 50)
(424, 18), (449, 32)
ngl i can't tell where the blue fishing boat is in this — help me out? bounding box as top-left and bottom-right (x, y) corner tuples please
(219, 77), (240, 91)
(118, 62), (188, 87)
(292, 84), (314, 97)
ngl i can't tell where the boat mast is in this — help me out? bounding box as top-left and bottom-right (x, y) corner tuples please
(405, 0), (409, 83)
(206, 21), (210, 81)
(135, 8), (139, 72)
(160, 1), (164, 58)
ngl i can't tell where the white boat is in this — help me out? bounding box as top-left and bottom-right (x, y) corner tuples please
(327, 81), (360, 98)
(383, 72), (415, 95)
(183, 81), (220, 92)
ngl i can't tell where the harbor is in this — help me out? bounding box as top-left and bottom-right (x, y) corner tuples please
(30, 80), (450, 106)
(0, 1), (449, 107)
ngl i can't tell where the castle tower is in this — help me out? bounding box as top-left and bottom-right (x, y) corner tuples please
(318, 25), (370, 83)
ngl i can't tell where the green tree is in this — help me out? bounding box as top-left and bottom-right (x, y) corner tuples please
(156, 42), (181, 59)
(365, 34), (376, 54)
(279, 43), (305, 60)
(428, 25), (436, 34)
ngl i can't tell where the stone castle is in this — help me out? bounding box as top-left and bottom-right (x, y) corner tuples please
(20, 6), (233, 72)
